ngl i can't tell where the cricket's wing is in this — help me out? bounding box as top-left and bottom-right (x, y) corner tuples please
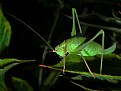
(104, 43), (116, 54)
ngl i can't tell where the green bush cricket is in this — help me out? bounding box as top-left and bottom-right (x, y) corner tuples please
(8, 8), (116, 77)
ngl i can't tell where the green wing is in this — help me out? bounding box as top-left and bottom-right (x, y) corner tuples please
(75, 40), (116, 56)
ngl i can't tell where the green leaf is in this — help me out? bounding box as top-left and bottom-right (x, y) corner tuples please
(48, 53), (121, 90)
(71, 73), (121, 84)
(54, 53), (121, 74)
(40, 71), (61, 91)
(54, 54), (82, 71)
(71, 73), (121, 90)
(0, 58), (35, 91)
(11, 76), (34, 91)
(53, 54), (121, 83)
(0, 5), (12, 53)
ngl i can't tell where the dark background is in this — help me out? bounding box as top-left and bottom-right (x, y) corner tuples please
(1, 0), (121, 91)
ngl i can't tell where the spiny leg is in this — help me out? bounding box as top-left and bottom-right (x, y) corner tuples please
(76, 30), (104, 74)
(73, 8), (83, 35)
(62, 41), (67, 73)
(63, 8), (84, 73)
(85, 30), (104, 74)
(80, 53), (95, 77)
(72, 9), (104, 74)
(72, 8), (95, 76)
(100, 30), (104, 74)
(64, 8), (84, 74)
(71, 8), (83, 37)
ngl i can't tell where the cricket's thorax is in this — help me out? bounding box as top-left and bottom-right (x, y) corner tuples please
(55, 37), (86, 57)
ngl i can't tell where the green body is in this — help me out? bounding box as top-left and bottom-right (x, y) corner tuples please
(55, 37), (115, 57)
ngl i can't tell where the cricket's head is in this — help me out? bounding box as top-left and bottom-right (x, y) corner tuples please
(54, 44), (66, 57)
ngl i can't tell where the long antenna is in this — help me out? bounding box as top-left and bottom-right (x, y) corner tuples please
(8, 13), (54, 51)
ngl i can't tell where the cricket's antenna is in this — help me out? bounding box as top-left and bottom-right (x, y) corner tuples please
(8, 13), (54, 51)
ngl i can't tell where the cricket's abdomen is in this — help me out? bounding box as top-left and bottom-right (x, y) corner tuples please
(67, 37), (103, 56)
